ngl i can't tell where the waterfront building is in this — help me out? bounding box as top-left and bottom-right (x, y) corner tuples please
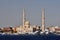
(16, 9), (41, 34)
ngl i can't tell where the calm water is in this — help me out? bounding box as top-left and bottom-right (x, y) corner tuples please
(0, 34), (60, 40)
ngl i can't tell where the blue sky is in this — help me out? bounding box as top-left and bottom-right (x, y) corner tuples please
(0, 0), (60, 27)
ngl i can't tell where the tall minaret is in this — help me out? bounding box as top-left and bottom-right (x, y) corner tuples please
(23, 9), (26, 28)
(42, 8), (45, 32)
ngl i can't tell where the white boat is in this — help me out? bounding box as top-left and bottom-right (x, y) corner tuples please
(12, 33), (19, 35)
(1, 33), (6, 35)
(27, 31), (38, 35)
(40, 31), (44, 34)
(40, 31), (49, 35)
(53, 32), (60, 35)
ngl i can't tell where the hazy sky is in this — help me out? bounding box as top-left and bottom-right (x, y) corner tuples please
(0, 0), (60, 27)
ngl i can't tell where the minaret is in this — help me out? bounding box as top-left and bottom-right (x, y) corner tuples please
(42, 8), (45, 32)
(23, 9), (26, 28)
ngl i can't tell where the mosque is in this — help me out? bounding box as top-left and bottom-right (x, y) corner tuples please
(16, 8), (45, 34)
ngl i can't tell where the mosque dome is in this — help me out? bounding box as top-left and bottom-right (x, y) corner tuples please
(25, 21), (30, 25)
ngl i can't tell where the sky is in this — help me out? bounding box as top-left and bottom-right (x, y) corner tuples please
(0, 0), (60, 27)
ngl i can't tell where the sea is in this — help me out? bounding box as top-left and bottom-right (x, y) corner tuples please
(0, 34), (60, 40)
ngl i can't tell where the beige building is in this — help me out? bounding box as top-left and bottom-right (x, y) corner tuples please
(47, 26), (55, 32)
(16, 9), (41, 34)
(16, 22), (36, 34)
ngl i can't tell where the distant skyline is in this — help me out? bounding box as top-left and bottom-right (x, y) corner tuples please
(0, 0), (60, 27)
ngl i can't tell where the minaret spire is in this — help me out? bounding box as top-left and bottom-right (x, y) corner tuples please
(42, 7), (45, 32)
(23, 8), (26, 28)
